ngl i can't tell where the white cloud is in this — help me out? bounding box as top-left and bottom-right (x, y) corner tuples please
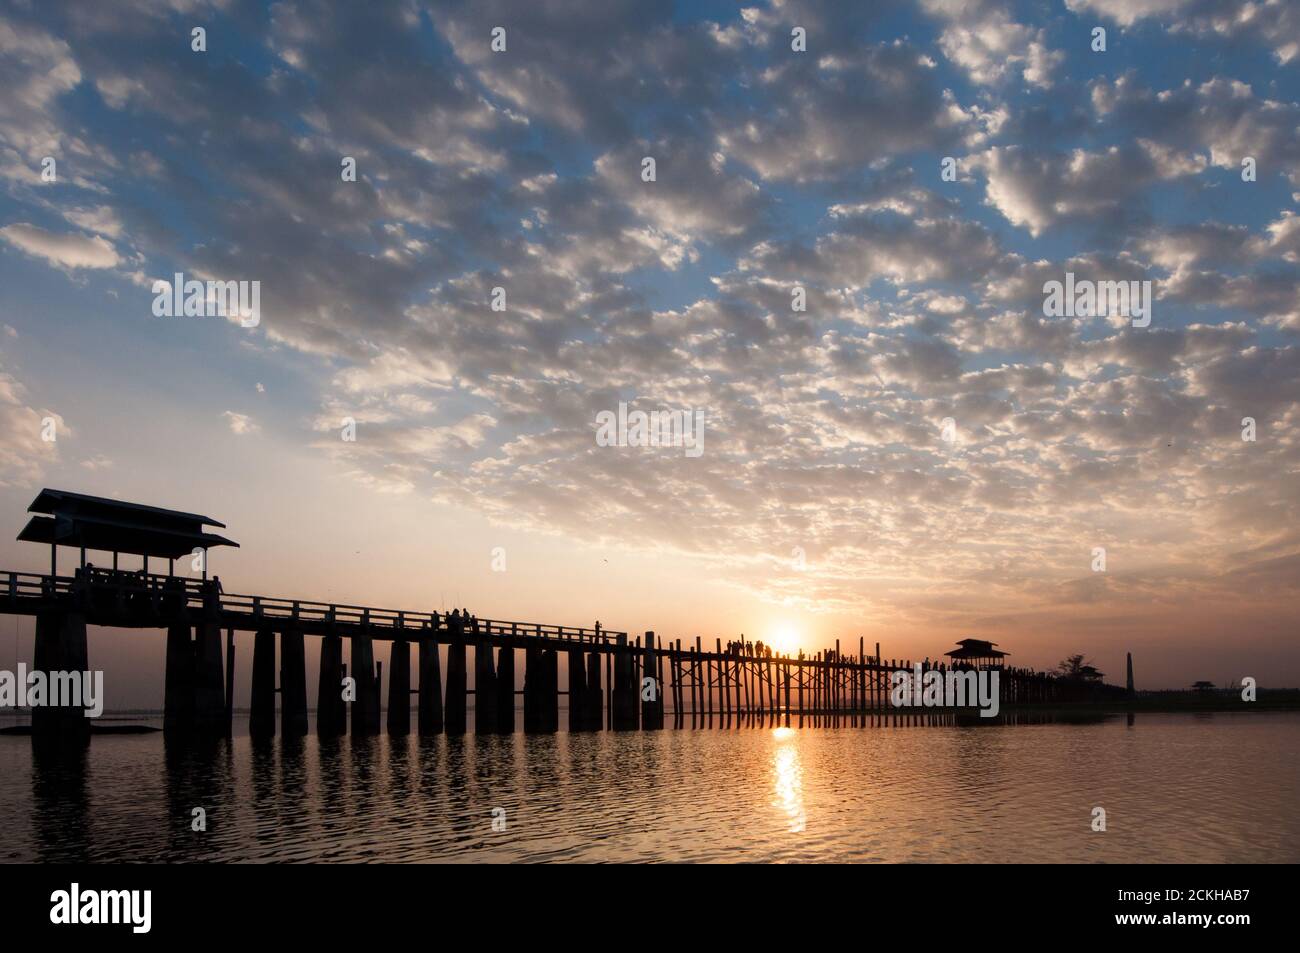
(222, 411), (260, 435)
(0, 223), (120, 269)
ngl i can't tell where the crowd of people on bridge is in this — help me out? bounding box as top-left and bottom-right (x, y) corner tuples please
(69, 563), (229, 615)
(435, 608), (480, 635)
(726, 638), (779, 659)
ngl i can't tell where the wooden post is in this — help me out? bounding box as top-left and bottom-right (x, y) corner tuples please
(613, 633), (635, 730)
(224, 628), (235, 737)
(875, 642), (881, 712)
(474, 639), (497, 734)
(387, 638), (411, 735)
(798, 657), (805, 718)
(741, 655), (748, 721)
(496, 644), (515, 733)
(523, 645), (541, 732)
(444, 638), (467, 734)
(318, 634), (345, 737)
(783, 660), (791, 725)
(568, 648), (586, 732)
(605, 649), (612, 730)
(641, 632), (659, 729)
(193, 621), (226, 737)
(281, 628), (308, 737)
(542, 648), (559, 732)
(719, 639), (729, 725)
(31, 609), (90, 747)
(249, 628), (276, 739)
(768, 657), (775, 720)
(672, 645), (682, 727)
(692, 637), (701, 726)
(585, 651), (602, 730)
(351, 629), (378, 736)
(858, 638), (865, 714)
(673, 642), (683, 727)
(761, 656), (769, 720)
(707, 640), (714, 726)
(163, 620), (195, 736)
(741, 655), (750, 723)
(417, 635), (443, 735)
(835, 640), (842, 721)
(733, 655), (741, 722)
(632, 636), (642, 730)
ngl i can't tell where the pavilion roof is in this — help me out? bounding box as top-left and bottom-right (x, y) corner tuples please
(17, 488), (237, 560)
(944, 638), (1009, 659)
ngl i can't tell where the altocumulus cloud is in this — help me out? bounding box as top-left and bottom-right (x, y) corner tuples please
(1, 0), (1299, 643)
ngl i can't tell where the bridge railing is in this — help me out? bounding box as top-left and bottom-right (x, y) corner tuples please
(1, 570), (68, 600)
(0, 569), (623, 643)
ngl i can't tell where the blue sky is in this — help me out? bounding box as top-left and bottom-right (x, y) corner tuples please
(2, 0), (1300, 701)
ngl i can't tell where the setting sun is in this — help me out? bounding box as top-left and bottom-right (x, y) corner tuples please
(769, 626), (800, 656)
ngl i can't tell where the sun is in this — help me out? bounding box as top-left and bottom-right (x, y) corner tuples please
(769, 625), (800, 655)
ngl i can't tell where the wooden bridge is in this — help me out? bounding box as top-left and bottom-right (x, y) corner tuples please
(3, 488), (1091, 746)
(2, 566), (1076, 745)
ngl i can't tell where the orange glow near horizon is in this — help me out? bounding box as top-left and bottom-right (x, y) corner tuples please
(769, 625), (800, 656)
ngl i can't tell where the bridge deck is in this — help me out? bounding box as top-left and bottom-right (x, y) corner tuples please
(0, 569), (625, 647)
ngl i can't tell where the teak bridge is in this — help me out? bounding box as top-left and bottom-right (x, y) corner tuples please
(4, 489), (1068, 745)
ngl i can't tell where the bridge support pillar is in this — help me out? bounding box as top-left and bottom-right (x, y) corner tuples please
(541, 648), (559, 732)
(417, 636), (443, 734)
(612, 634), (637, 730)
(250, 628), (276, 740)
(585, 652), (603, 731)
(193, 622), (226, 738)
(495, 645), (514, 733)
(224, 629), (235, 737)
(164, 621), (195, 736)
(474, 640), (497, 734)
(523, 646), (540, 732)
(641, 632), (662, 730)
(567, 648), (586, 732)
(350, 631), (379, 736)
(387, 638), (410, 735)
(444, 640), (467, 734)
(281, 628), (308, 737)
(31, 609), (89, 747)
(317, 634), (345, 737)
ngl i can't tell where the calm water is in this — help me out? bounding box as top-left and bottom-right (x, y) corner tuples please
(2, 712), (1297, 862)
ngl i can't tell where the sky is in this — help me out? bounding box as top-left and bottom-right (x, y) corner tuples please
(1, 0), (1298, 706)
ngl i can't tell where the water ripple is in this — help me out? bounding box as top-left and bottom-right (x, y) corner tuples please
(1, 712), (1297, 862)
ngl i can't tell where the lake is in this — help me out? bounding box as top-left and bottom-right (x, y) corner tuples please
(2, 711), (1296, 862)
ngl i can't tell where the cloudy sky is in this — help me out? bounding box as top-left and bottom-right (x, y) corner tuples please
(1, 0), (1298, 703)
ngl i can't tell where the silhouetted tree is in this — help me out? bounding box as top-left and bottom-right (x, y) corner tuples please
(1057, 654), (1092, 679)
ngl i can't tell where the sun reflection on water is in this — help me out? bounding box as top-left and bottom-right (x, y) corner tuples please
(770, 726), (805, 833)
